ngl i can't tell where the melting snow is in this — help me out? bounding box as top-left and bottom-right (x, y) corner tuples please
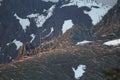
(12, 39), (23, 50)
(8, 56), (12, 60)
(72, 65), (86, 80)
(76, 40), (92, 45)
(27, 5), (55, 28)
(35, 14), (47, 27)
(62, 20), (74, 34)
(7, 43), (11, 46)
(84, 4), (110, 25)
(27, 13), (39, 18)
(95, 0), (118, 6)
(7, 42), (13, 46)
(61, 0), (113, 25)
(61, 0), (98, 8)
(43, 9), (47, 12)
(42, 0), (59, 3)
(42, 27), (54, 39)
(30, 34), (36, 43)
(103, 39), (120, 46)
(14, 13), (30, 32)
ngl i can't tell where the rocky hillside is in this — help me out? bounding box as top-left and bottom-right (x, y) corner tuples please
(0, 41), (120, 80)
(15, 24), (92, 59)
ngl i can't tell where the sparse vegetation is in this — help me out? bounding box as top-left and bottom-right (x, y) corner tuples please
(102, 54), (120, 80)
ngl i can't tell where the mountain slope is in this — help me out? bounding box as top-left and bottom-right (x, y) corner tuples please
(0, 41), (120, 80)
(0, 1), (120, 80)
(0, 0), (117, 63)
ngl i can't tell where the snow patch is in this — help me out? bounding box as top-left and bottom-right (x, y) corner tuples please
(103, 39), (120, 46)
(51, 27), (54, 32)
(7, 42), (13, 46)
(8, 56), (12, 60)
(42, 0), (59, 3)
(30, 34), (36, 43)
(12, 39), (23, 50)
(61, 0), (113, 25)
(43, 9), (47, 12)
(95, 0), (118, 6)
(84, 4), (110, 25)
(27, 13), (39, 18)
(76, 40), (92, 45)
(42, 27), (54, 39)
(62, 20), (74, 34)
(61, 0), (98, 8)
(14, 13), (30, 32)
(72, 65), (86, 80)
(27, 5), (55, 28)
(7, 43), (11, 46)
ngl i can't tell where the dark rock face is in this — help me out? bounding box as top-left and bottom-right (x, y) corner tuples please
(0, 0), (93, 63)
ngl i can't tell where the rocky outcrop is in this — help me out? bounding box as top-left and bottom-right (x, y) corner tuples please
(16, 42), (35, 60)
